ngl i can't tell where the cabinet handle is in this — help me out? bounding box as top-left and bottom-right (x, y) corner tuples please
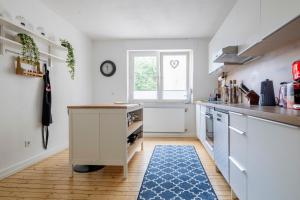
(248, 116), (299, 129)
(229, 126), (246, 135)
(229, 111), (244, 116)
(229, 156), (247, 174)
(205, 114), (212, 119)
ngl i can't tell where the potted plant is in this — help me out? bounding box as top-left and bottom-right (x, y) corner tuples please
(17, 33), (40, 64)
(60, 39), (75, 80)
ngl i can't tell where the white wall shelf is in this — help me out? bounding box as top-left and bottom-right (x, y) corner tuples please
(0, 16), (67, 67)
(0, 16), (66, 51)
(0, 36), (66, 62)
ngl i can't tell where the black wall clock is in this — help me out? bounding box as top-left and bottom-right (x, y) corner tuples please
(100, 60), (116, 77)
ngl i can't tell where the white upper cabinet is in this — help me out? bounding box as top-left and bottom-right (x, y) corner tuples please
(261, 0), (300, 39)
(208, 0), (300, 74)
(208, 4), (238, 73)
(236, 0), (261, 54)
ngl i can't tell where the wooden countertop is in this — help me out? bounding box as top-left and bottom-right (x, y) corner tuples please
(196, 100), (300, 127)
(67, 103), (142, 109)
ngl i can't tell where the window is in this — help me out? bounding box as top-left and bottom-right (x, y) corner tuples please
(128, 50), (192, 102)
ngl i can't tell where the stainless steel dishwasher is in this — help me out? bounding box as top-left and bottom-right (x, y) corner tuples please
(213, 109), (229, 183)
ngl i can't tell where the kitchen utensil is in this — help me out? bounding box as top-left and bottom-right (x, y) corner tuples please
(240, 82), (250, 93)
(239, 82), (259, 105)
(246, 91), (260, 105)
(278, 82), (288, 107)
(260, 79), (276, 106)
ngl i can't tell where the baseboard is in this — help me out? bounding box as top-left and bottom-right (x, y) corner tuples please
(144, 132), (196, 138)
(0, 144), (67, 180)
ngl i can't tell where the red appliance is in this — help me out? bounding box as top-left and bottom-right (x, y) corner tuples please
(292, 60), (300, 81)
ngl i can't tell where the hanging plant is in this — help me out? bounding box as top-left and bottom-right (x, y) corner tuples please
(17, 33), (40, 64)
(60, 39), (75, 80)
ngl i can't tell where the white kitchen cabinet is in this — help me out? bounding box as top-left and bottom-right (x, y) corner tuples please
(208, 3), (238, 73)
(229, 112), (248, 200)
(196, 104), (201, 141)
(209, 0), (300, 74)
(208, 37), (223, 74)
(229, 156), (247, 200)
(199, 105), (207, 143)
(261, 0), (300, 39)
(71, 113), (100, 164)
(247, 116), (300, 200)
(235, 0), (261, 54)
(214, 111), (229, 183)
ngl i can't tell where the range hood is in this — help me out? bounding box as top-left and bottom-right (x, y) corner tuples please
(214, 46), (256, 65)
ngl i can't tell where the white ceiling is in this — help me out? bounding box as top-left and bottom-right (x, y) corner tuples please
(41, 0), (237, 40)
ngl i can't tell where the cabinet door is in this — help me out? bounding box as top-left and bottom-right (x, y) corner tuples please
(213, 112), (229, 182)
(261, 0), (300, 39)
(71, 113), (100, 164)
(236, 0), (261, 54)
(247, 117), (300, 200)
(99, 113), (126, 165)
(208, 38), (224, 74)
(196, 105), (201, 140)
(208, 2), (239, 73)
(199, 106), (206, 143)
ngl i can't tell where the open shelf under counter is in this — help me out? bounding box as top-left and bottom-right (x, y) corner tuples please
(127, 137), (143, 163)
(127, 121), (143, 137)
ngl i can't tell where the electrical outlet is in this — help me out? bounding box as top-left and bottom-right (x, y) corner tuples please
(24, 141), (31, 148)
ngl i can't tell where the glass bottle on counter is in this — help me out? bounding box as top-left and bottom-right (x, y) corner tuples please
(232, 80), (239, 104)
(222, 85), (229, 103)
(228, 80), (233, 103)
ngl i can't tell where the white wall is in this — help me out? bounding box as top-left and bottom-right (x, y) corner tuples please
(92, 39), (217, 136)
(228, 40), (300, 96)
(0, 0), (93, 178)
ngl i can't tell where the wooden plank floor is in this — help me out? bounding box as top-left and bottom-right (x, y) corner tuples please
(0, 137), (231, 200)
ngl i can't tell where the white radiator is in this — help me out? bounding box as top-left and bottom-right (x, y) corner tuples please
(143, 107), (185, 133)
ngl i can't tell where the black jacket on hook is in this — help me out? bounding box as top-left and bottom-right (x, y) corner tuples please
(42, 64), (52, 149)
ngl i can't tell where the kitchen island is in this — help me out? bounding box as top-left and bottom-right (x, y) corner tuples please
(68, 103), (143, 178)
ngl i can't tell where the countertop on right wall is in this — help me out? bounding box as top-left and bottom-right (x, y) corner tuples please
(196, 100), (300, 127)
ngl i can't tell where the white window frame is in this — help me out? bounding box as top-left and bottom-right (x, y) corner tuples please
(128, 50), (192, 103)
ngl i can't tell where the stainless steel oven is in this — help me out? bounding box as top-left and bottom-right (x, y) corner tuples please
(205, 107), (214, 150)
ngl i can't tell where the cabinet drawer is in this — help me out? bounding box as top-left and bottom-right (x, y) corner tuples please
(229, 126), (247, 167)
(229, 112), (247, 132)
(229, 156), (247, 200)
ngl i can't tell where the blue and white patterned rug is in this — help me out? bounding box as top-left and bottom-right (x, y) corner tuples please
(137, 145), (218, 200)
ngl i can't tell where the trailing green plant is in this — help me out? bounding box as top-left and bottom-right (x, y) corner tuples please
(17, 33), (40, 64)
(60, 39), (75, 80)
